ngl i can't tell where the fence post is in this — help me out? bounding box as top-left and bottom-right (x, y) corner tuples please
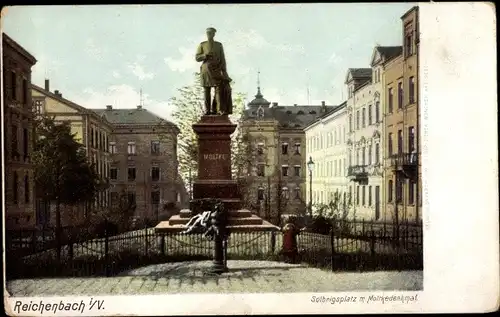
(270, 231), (276, 254)
(104, 219), (110, 277)
(144, 223), (149, 256)
(330, 225), (335, 272)
(370, 230), (376, 257)
(160, 234), (165, 257)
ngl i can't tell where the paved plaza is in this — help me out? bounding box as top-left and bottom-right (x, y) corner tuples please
(6, 260), (423, 296)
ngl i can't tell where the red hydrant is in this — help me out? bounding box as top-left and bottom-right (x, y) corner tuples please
(282, 222), (299, 264)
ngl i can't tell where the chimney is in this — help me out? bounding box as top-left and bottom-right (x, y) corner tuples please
(272, 102), (278, 107)
(44, 79), (50, 91)
(137, 105), (142, 110)
(321, 101), (326, 106)
(106, 105), (113, 110)
(54, 90), (62, 97)
(294, 103), (298, 107)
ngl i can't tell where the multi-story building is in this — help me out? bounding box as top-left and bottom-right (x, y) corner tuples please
(383, 6), (421, 223)
(93, 105), (183, 222)
(304, 102), (348, 214)
(370, 45), (404, 220)
(345, 68), (384, 220)
(3, 33), (37, 229)
(31, 80), (113, 226)
(240, 86), (335, 224)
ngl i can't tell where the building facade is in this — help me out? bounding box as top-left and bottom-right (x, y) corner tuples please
(3, 33), (37, 229)
(304, 103), (348, 214)
(383, 6), (421, 223)
(94, 105), (183, 222)
(31, 81), (113, 226)
(240, 87), (335, 224)
(345, 68), (385, 220)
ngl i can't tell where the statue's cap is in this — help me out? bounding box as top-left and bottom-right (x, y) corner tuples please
(206, 27), (217, 33)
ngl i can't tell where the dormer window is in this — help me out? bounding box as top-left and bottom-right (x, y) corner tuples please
(286, 110), (292, 115)
(309, 110), (316, 115)
(297, 110), (304, 115)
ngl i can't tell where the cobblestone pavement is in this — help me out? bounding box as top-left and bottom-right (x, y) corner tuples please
(6, 261), (423, 296)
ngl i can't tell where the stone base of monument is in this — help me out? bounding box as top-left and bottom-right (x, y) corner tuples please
(155, 208), (280, 275)
(155, 208), (280, 233)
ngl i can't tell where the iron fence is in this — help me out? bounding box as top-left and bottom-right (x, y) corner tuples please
(298, 219), (423, 271)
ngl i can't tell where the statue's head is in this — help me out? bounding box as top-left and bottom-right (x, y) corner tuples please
(206, 27), (216, 40)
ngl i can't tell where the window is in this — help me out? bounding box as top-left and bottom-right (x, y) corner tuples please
(409, 180), (416, 204)
(398, 82), (404, 109)
(397, 130), (403, 154)
(362, 108), (366, 128)
(13, 172), (18, 204)
(375, 101), (380, 122)
(11, 124), (18, 158)
(127, 192), (136, 208)
(110, 167), (118, 180)
(281, 143), (288, 155)
(151, 141), (160, 154)
(127, 142), (136, 155)
(22, 78), (28, 104)
(388, 133), (393, 156)
(281, 187), (290, 199)
(349, 114), (353, 132)
(356, 186), (360, 206)
(368, 185), (372, 206)
(24, 174), (30, 203)
(362, 186), (366, 206)
(257, 143), (264, 155)
(368, 104), (372, 125)
(409, 126), (416, 153)
(356, 149), (360, 165)
(109, 142), (117, 154)
(294, 165), (301, 177)
(375, 143), (380, 164)
(34, 100), (43, 114)
(23, 128), (28, 159)
(368, 144), (372, 165)
(362, 147), (366, 165)
(151, 166), (160, 181)
(356, 111), (360, 130)
(90, 128), (94, 147)
(257, 187), (264, 201)
(11, 71), (17, 100)
(409, 76), (416, 104)
(294, 143), (300, 155)
(128, 167), (136, 181)
(151, 191), (160, 205)
(257, 164), (265, 177)
(294, 187), (301, 199)
(388, 88), (394, 113)
(388, 180), (393, 202)
(282, 165), (289, 177)
(396, 179), (403, 203)
(405, 33), (413, 56)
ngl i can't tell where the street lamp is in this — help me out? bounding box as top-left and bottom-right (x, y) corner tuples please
(307, 156), (315, 218)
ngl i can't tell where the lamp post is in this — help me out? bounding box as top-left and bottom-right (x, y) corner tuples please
(307, 156), (315, 218)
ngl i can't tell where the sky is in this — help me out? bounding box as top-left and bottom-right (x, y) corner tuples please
(2, 3), (414, 121)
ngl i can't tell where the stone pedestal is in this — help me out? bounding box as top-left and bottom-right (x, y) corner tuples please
(191, 115), (241, 211)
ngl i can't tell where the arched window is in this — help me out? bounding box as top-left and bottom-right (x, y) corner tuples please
(24, 174), (30, 203)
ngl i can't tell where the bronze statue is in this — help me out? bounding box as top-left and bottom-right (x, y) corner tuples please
(195, 27), (233, 115)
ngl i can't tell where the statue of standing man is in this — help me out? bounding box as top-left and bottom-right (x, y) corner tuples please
(195, 27), (233, 116)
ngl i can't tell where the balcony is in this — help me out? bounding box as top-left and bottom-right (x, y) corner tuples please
(347, 165), (368, 183)
(390, 152), (418, 179)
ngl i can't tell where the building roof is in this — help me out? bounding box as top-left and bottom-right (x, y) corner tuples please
(93, 106), (177, 128)
(32, 84), (112, 126)
(242, 104), (337, 129)
(303, 101), (347, 130)
(248, 87), (271, 107)
(378, 46), (403, 62)
(345, 68), (372, 84)
(2, 33), (37, 65)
